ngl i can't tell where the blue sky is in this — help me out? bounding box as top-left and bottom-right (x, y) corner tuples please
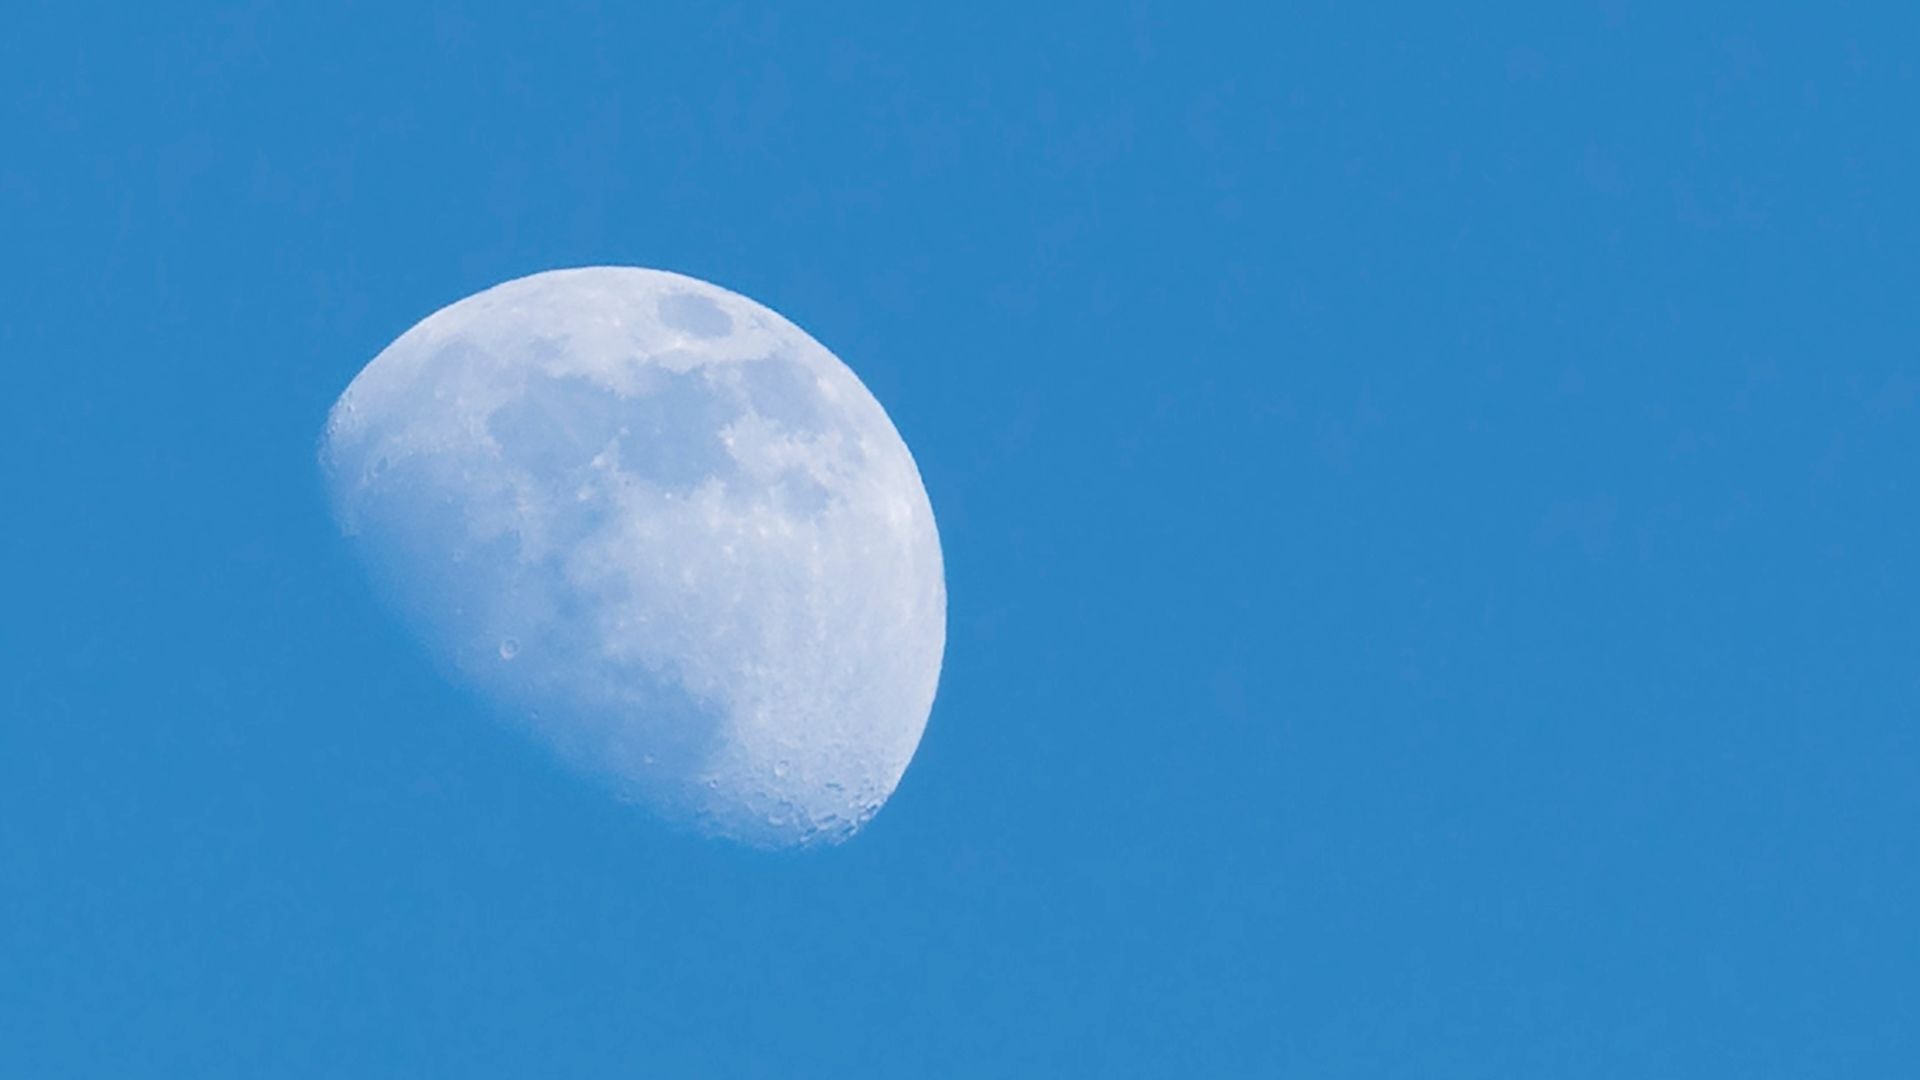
(4, 3), (1917, 1076)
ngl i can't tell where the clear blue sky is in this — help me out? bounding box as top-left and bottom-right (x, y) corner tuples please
(5, 3), (1917, 1076)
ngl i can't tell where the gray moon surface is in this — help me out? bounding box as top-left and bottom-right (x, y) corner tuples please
(321, 267), (946, 848)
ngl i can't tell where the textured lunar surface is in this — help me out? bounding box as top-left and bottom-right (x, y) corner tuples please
(321, 267), (946, 848)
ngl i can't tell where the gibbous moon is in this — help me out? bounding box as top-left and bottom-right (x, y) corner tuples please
(321, 267), (945, 848)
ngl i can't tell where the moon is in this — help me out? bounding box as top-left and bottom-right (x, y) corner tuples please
(320, 267), (946, 848)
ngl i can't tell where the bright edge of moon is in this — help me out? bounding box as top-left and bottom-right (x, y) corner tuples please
(320, 266), (946, 849)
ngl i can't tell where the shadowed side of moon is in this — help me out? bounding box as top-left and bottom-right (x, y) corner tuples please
(332, 446), (729, 788)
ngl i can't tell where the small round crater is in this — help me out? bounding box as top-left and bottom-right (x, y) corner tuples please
(498, 638), (521, 660)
